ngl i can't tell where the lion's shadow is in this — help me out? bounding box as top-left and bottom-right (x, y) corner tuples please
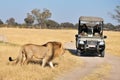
(29, 60), (58, 67)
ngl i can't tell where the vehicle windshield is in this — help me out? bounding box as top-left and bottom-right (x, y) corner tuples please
(80, 21), (102, 37)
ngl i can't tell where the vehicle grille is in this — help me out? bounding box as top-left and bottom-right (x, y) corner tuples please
(86, 40), (98, 45)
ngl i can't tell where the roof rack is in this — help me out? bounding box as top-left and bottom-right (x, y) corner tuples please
(79, 16), (104, 22)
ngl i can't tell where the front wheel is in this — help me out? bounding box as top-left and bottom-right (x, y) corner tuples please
(76, 49), (81, 56)
(100, 50), (105, 57)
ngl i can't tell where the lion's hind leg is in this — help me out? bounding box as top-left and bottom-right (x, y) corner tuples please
(42, 59), (47, 67)
(23, 55), (33, 65)
(20, 54), (26, 65)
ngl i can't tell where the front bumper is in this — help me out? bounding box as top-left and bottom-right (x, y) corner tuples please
(78, 44), (105, 52)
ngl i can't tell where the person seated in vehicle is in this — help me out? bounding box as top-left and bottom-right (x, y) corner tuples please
(80, 24), (88, 35)
(93, 24), (101, 36)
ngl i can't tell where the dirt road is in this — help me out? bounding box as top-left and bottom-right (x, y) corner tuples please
(55, 42), (120, 80)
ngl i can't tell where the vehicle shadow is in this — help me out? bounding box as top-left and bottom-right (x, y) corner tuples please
(67, 49), (99, 57)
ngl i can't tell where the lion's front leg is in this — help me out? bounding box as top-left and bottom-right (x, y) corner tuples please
(48, 61), (54, 68)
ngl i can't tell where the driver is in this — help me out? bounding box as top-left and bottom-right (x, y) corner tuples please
(93, 24), (101, 35)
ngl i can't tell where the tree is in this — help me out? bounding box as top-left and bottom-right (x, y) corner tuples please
(45, 20), (60, 29)
(104, 23), (115, 30)
(74, 23), (78, 29)
(24, 13), (35, 27)
(31, 8), (52, 28)
(112, 6), (120, 23)
(6, 17), (16, 25)
(60, 22), (75, 29)
(0, 19), (4, 25)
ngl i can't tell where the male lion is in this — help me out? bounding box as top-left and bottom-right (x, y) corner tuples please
(9, 41), (65, 68)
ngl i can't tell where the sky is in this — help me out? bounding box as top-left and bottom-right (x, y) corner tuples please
(0, 0), (119, 25)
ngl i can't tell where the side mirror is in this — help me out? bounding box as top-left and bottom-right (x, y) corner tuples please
(104, 36), (107, 39)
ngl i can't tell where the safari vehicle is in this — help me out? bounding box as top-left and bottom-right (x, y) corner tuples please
(75, 16), (107, 57)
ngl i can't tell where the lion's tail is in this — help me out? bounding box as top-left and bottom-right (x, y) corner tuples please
(9, 57), (16, 61)
(8, 47), (25, 64)
(8, 53), (23, 64)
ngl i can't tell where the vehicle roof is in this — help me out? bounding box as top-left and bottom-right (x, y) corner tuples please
(79, 16), (104, 22)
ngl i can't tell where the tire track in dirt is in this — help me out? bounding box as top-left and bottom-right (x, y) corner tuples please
(55, 42), (120, 80)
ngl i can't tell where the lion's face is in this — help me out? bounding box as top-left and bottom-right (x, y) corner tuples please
(54, 43), (65, 57)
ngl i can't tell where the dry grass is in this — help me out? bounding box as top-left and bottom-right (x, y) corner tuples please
(0, 28), (76, 45)
(0, 28), (82, 80)
(81, 63), (111, 80)
(104, 31), (120, 56)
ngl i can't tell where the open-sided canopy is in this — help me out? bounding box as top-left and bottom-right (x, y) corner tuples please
(79, 16), (104, 22)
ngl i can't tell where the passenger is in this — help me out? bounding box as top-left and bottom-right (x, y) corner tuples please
(81, 24), (88, 34)
(93, 24), (101, 35)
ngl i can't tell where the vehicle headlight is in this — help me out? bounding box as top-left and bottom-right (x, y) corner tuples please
(99, 41), (104, 45)
(79, 41), (84, 44)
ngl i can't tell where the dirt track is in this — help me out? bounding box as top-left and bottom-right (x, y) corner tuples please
(55, 42), (120, 80)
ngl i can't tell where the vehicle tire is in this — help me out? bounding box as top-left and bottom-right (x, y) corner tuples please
(76, 39), (78, 49)
(77, 50), (81, 56)
(100, 50), (105, 57)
